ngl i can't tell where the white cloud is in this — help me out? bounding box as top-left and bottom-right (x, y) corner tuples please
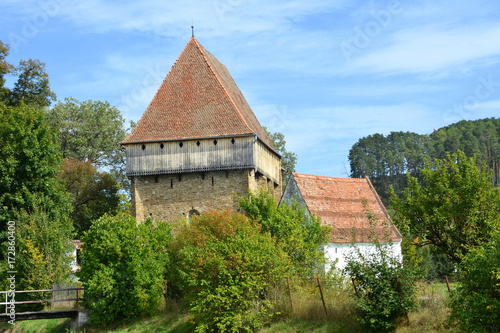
(343, 23), (500, 76)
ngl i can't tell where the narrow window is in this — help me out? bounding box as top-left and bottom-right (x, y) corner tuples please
(160, 143), (164, 149)
(213, 139), (217, 145)
(211, 177), (214, 186)
(231, 138), (235, 144)
(196, 141), (200, 146)
(141, 144), (146, 150)
(179, 142), (183, 148)
(170, 179), (173, 188)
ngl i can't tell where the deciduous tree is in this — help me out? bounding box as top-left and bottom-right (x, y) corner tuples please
(390, 151), (500, 264)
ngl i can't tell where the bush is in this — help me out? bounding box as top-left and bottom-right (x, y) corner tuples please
(239, 190), (329, 277)
(79, 214), (171, 326)
(449, 229), (500, 333)
(345, 243), (417, 332)
(170, 210), (291, 332)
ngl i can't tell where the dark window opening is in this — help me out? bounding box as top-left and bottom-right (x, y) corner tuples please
(213, 139), (217, 145)
(201, 172), (205, 180)
(141, 144), (146, 150)
(155, 175), (159, 183)
(211, 177), (214, 186)
(170, 179), (173, 188)
(189, 209), (200, 219)
(160, 143), (164, 149)
(179, 142), (183, 148)
(196, 141), (200, 146)
(231, 138), (235, 144)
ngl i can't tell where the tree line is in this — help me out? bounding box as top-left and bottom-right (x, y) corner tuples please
(349, 118), (500, 204)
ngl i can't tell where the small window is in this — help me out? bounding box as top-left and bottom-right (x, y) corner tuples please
(160, 143), (164, 149)
(213, 139), (218, 145)
(231, 138), (235, 144)
(179, 142), (183, 148)
(196, 141), (200, 146)
(141, 144), (146, 150)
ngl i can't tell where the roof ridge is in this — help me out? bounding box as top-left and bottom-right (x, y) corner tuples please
(292, 172), (365, 181)
(192, 38), (254, 135)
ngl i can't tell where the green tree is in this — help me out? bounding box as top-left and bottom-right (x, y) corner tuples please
(170, 210), (291, 332)
(79, 214), (172, 326)
(390, 151), (500, 264)
(47, 97), (127, 173)
(263, 127), (297, 183)
(0, 102), (65, 229)
(349, 131), (430, 204)
(58, 158), (126, 236)
(0, 41), (14, 101)
(449, 228), (500, 332)
(0, 102), (73, 309)
(239, 190), (329, 277)
(9, 59), (56, 108)
(345, 242), (417, 332)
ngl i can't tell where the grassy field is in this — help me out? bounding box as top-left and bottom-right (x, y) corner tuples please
(0, 282), (459, 333)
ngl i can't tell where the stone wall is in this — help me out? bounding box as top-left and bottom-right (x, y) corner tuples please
(131, 168), (281, 226)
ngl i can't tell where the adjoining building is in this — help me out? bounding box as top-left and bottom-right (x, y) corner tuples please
(280, 173), (402, 270)
(121, 37), (282, 223)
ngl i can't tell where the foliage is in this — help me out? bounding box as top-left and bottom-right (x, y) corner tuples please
(79, 214), (172, 326)
(263, 127), (297, 184)
(345, 242), (417, 332)
(0, 193), (74, 311)
(238, 190), (329, 277)
(0, 102), (65, 230)
(8, 59), (56, 108)
(349, 131), (431, 203)
(0, 41), (15, 101)
(47, 97), (127, 173)
(58, 158), (125, 236)
(449, 228), (500, 333)
(170, 210), (291, 332)
(348, 118), (500, 204)
(390, 151), (500, 264)
(431, 118), (500, 186)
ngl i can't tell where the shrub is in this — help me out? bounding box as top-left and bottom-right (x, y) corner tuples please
(345, 243), (417, 332)
(239, 190), (329, 277)
(170, 210), (291, 332)
(449, 229), (500, 333)
(79, 214), (171, 326)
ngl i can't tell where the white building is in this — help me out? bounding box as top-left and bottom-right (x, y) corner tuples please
(280, 173), (402, 271)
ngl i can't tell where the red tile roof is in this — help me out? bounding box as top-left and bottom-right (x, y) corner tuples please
(122, 37), (273, 149)
(290, 173), (402, 243)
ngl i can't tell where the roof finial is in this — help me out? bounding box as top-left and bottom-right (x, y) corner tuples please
(191, 20), (194, 38)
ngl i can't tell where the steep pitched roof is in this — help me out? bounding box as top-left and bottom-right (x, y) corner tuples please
(122, 37), (273, 148)
(286, 173), (402, 243)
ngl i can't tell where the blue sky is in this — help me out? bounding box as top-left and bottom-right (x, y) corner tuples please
(2, 0), (500, 177)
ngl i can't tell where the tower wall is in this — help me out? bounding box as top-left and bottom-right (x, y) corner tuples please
(131, 168), (281, 225)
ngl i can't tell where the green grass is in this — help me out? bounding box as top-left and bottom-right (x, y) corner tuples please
(0, 281), (460, 333)
(0, 318), (72, 333)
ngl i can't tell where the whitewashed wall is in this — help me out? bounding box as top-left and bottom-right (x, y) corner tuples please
(324, 241), (402, 272)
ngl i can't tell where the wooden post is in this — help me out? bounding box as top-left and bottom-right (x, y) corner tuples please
(316, 277), (328, 318)
(351, 278), (359, 296)
(444, 275), (451, 293)
(286, 277), (293, 312)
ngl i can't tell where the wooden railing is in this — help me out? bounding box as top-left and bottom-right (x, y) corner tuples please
(0, 287), (84, 314)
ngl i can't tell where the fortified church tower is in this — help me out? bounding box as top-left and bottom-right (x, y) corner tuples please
(122, 37), (282, 222)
